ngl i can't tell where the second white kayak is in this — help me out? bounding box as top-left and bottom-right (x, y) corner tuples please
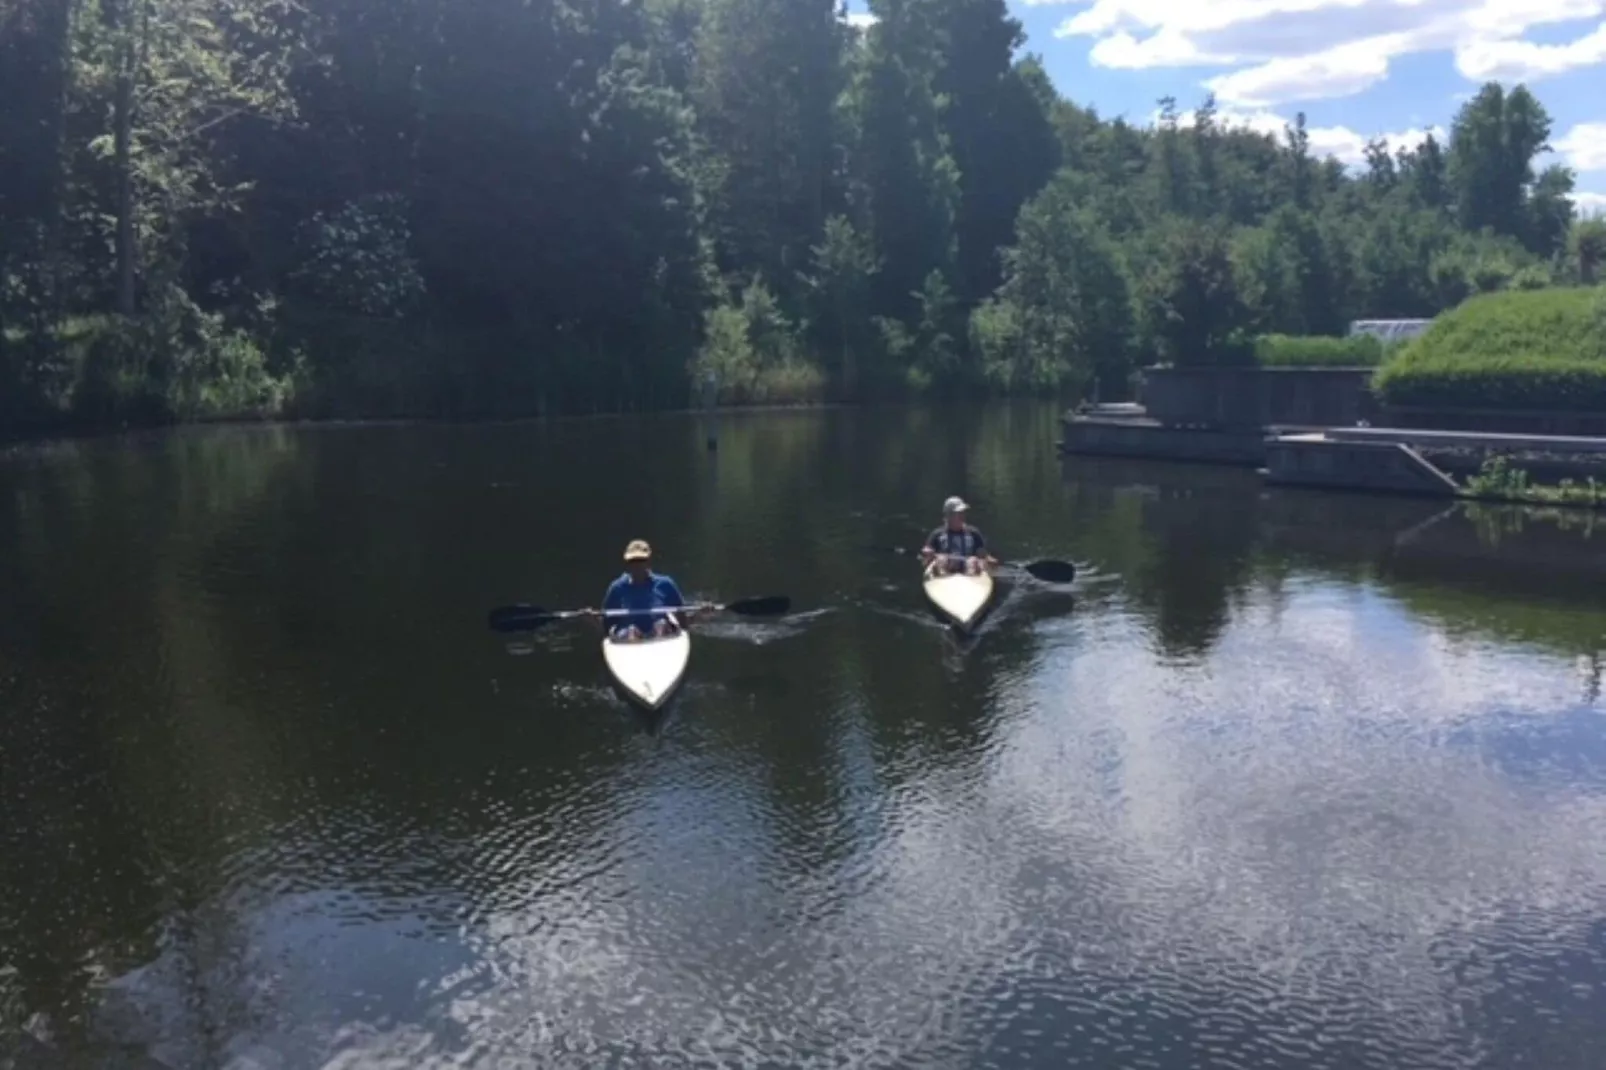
(601, 629), (690, 710)
(922, 570), (995, 631)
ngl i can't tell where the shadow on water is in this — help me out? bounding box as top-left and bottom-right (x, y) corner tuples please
(1059, 456), (1264, 662)
(1061, 453), (1606, 663)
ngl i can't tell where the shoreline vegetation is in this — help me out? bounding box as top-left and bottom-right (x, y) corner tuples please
(1459, 455), (1606, 511)
(4, 0), (1605, 443)
(0, 389), (855, 453)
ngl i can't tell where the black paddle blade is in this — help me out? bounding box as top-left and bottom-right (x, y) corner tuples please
(724, 595), (790, 616)
(1022, 560), (1077, 584)
(487, 604), (554, 633)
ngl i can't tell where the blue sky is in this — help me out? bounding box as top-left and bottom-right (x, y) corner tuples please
(848, 0), (1606, 212)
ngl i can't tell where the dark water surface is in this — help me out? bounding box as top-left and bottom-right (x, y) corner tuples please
(4, 404), (1606, 1069)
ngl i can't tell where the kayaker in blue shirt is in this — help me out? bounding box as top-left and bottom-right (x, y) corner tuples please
(592, 539), (689, 640)
(921, 496), (997, 577)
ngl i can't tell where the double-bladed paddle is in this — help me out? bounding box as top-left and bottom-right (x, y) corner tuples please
(487, 595), (790, 634)
(876, 545), (1079, 585)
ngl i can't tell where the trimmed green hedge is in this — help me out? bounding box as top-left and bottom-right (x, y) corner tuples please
(1254, 333), (1385, 367)
(1373, 287), (1606, 412)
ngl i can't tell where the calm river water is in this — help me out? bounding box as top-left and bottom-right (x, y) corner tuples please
(3, 403), (1606, 1069)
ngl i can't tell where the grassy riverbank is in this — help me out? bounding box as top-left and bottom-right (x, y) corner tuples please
(1253, 333), (1388, 367)
(1, 310), (825, 443)
(2, 310), (292, 436)
(1374, 287), (1606, 411)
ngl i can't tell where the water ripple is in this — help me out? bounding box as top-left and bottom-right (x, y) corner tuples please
(9, 413), (1606, 1069)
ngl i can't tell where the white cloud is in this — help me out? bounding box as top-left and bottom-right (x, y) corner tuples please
(1556, 120), (1606, 172)
(1576, 190), (1606, 214)
(842, 11), (877, 29)
(1090, 29), (1234, 67)
(1043, 0), (1606, 107)
(1457, 20), (1606, 79)
(1204, 38), (1399, 106)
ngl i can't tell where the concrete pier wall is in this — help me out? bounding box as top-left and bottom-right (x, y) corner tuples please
(1263, 434), (1459, 497)
(1140, 367), (1377, 430)
(1058, 418), (1267, 464)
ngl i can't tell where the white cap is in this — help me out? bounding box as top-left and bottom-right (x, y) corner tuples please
(942, 496), (969, 515)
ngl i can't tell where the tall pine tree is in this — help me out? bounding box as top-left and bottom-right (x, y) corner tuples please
(930, 0), (1057, 306)
(852, 0), (958, 324)
(694, 0), (845, 300)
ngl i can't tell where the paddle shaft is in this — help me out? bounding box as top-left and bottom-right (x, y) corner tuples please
(589, 604), (698, 619)
(488, 594), (789, 633)
(526, 603), (701, 623)
(882, 545), (1075, 583)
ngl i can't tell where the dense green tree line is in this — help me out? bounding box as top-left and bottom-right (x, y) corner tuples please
(1, 0), (1603, 434)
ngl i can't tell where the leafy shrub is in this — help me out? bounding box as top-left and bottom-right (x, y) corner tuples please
(30, 290), (294, 426)
(1511, 264), (1553, 291)
(1567, 216), (1606, 285)
(1254, 333), (1384, 367)
(1141, 219), (1253, 368)
(1373, 287), (1606, 411)
(1464, 455), (1606, 507)
(748, 361), (827, 404)
(288, 194), (425, 318)
(973, 180), (1135, 394)
(690, 279), (826, 404)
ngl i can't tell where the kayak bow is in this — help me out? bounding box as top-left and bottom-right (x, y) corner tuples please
(922, 567), (994, 632)
(601, 629), (690, 710)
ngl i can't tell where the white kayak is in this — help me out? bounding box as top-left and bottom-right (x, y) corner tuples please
(601, 629), (690, 710)
(922, 569), (995, 631)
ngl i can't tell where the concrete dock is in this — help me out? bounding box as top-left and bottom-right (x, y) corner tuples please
(1262, 432), (1460, 497)
(1061, 407), (1606, 500)
(1058, 412), (1269, 465)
